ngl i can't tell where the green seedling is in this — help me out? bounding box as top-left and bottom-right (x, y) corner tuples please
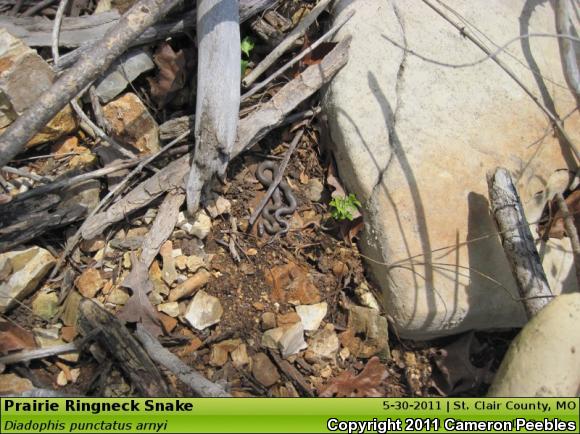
(241, 36), (255, 75)
(329, 194), (362, 221)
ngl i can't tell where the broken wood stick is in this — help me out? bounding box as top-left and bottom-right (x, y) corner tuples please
(242, 0), (332, 87)
(81, 37), (351, 239)
(135, 324), (231, 397)
(0, 0), (182, 168)
(187, 0), (240, 214)
(78, 299), (169, 397)
(486, 167), (552, 318)
(555, 192), (580, 287)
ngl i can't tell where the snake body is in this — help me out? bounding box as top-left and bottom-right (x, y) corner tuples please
(256, 160), (297, 236)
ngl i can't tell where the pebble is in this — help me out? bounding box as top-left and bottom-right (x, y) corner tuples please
(206, 196), (231, 218)
(278, 322), (307, 359)
(277, 312), (300, 326)
(75, 268), (104, 298)
(178, 210), (212, 240)
(305, 179), (324, 202)
(261, 312), (277, 330)
(231, 343), (250, 368)
(252, 353), (280, 387)
(31, 291), (59, 321)
(304, 326), (339, 363)
(184, 290), (223, 330)
(157, 302), (180, 317)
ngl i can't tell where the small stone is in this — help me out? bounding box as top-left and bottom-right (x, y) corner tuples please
(305, 179), (324, 202)
(158, 313), (178, 333)
(184, 290), (223, 330)
(160, 241), (179, 286)
(186, 255), (206, 273)
(94, 49), (155, 103)
(252, 353), (280, 387)
(60, 326), (77, 342)
(206, 196), (231, 218)
(0, 373), (33, 395)
(339, 346), (350, 361)
(332, 261), (348, 278)
(319, 365), (333, 379)
(231, 343), (250, 368)
(108, 287), (130, 305)
(122, 252), (132, 269)
(148, 290), (164, 305)
(175, 256), (188, 271)
(253, 302), (265, 311)
(279, 322), (307, 359)
(56, 370), (68, 387)
(246, 248), (258, 256)
(31, 291), (59, 321)
(102, 92), (160, 154)
(157, 302), (179, 317)
(277, 312), (300, 326)
(347, 306), (390, 359)
(354, 283), (380, 311)
(261, 312), (276, 330)
(79, 236), (105, 253)
(179, 210), (212, 239)
(304, 328), (339, 363)
(70, 368), (81, 384)
(296, 302), (327, 331)
(75, 268), (105, 298)
(209, 339), (241, 367)
(0, 246), (55, 313)
(261, 327), (285, 349)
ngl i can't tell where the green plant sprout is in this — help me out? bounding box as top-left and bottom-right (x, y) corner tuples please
(241, 36), (255, 75)
(329, 194), (361, 221)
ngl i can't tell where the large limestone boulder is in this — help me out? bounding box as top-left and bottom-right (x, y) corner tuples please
(488, 293), (580, 397)
(323, 0), (578, 339)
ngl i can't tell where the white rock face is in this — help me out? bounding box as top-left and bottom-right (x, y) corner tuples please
(0, 247), (55, 313)
(184, 290), (223, 330)
(488, 293), (580, 397)
(296, 302), (327, 331)
(324, 0), (579, 339)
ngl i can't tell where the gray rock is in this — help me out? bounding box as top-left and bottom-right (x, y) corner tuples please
(261, 326), (285, 349)
(324, 0), (578, 339)
(488, 293), (580, 397)
(278, 322), (307, 359)
(184, 290), (223, 330)
(178, 210), (212, 240)
(0, 247), (55, 313)
(296, 302), (327, 331)
(94, 49), (155, 103)
(261, 312), (277, 330)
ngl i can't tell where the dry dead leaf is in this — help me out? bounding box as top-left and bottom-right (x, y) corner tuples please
(429, 332), (493, 395)
(264, 262), (320, 304)
(147, 43), (191, 108)
(319, 357), (388, 397)
(0, 322), (36, 355)
(118, 252), (163, 337)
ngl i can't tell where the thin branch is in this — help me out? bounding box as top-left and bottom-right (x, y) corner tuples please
(242, 10), (355, 100)
(242, 0), (333, 87)
(22, 0), (57, 16)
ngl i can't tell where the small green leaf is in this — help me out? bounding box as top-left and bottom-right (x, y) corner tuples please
(329, 194), (361, 221)
(241, 36), (255, 58)
(241, 59), (249, 75)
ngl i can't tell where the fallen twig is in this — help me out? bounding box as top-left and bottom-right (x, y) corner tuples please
(0, 0), (182, 168)
(487, 167), (552, 318)
(555, 0), (580, 100)
(187, 0), (240, 214)
(21, 0), (56, 16)
(135, 324), (231, 397)
(78, 299), (169, 397)
(242, 0), (332, 87)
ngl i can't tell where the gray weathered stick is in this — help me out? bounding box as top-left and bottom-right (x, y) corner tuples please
(135, 324), (231, 397)
(242, 0), (332, 87)
(555, 0), (580, 101)
(81, 37), (351, 239)
(0, 0), (182, 168)
(486, 167), (552, 318)
(187, 0), (240, 214)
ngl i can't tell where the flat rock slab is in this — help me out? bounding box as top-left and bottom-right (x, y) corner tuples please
(324, 0), (579, 339)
